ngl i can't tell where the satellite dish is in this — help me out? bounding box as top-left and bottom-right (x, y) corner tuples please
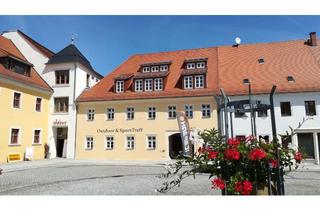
(235, 37), (241, 45)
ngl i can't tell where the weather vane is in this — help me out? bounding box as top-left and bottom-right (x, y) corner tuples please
(71, 33), (78, 44)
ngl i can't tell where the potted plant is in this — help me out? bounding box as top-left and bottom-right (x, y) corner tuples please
(157, 128), (304, 195)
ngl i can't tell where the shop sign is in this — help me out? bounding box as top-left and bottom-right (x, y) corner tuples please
(177, 112), (191, 157)
(97, 128), (143, 133)
(53, 119), (67, 126)
(7, 153), (21, 163)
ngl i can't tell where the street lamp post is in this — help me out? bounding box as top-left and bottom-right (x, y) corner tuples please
(244, 79), (256, 137)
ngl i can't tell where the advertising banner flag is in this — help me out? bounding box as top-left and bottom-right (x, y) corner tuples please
(177, 111), (192, 157)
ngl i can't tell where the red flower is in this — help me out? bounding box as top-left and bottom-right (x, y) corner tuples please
(211, 178), (225, 190)
(234, 181), (242, 193)
(198, 146), (210, 154)
(270, 159), (279, 168)
(294, 152), (303, 162)
(227, 138), (240, 146)
(249, 148), (266, 160)
(224, 148), (240, 160)
(208, 151), (219, 159)
(242, 180), (253, 195)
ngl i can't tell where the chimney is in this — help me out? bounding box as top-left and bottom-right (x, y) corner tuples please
(309, 32), (317, 46)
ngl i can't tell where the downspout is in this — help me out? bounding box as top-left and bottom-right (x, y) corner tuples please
(73, 62), (78, 159)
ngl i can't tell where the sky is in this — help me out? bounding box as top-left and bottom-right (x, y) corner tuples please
(0, 15), (320, 76)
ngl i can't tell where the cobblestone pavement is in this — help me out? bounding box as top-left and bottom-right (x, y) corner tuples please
(0, 159), (319, 195)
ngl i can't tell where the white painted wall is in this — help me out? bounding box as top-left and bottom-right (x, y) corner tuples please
(2, 31), (50, 74)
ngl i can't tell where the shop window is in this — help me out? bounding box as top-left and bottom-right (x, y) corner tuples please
(305, 100), (316, 116)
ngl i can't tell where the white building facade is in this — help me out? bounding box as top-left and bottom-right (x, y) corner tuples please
(2, 30), (103, 159)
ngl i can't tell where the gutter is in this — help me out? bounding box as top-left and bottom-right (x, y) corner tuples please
(73, 62), (78, 160)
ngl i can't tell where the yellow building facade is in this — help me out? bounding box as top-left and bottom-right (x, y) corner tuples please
(0, 80), (51, 163)
(76, 96), (217, 160)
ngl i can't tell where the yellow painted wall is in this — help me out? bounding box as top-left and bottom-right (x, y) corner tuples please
(0, 82), (50, 163)
(76, 96), (217, 160)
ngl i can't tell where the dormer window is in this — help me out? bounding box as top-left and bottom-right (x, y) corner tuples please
(186, 63), (196, 69)
(195, 75), (204, 88)
(184, 76), (193, 89)
(135, 79), (143, 92)
(142, 67), (150, 73)
(258, 58), (265, 64)
(154, 78), (163, 91)
(287, 76), (295, 82)
(116, 80), (124, 93)
(160, 65), (168, 71)
(145, 79), (153, 91)
(1, 58), (31, 77)
(151, 66), (159, 72)
(196, 62), (206, 69)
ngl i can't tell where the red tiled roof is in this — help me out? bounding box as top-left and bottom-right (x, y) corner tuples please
(217, 40), (320, 96)
(0, 36), (52, 92)
(77, 36), (320, 102)
(77, 47), (218, 102)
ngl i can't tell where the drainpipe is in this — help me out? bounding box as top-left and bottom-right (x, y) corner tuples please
(73, 62), (77, 159)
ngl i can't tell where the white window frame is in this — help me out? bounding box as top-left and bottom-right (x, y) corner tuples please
(106, 108), (115, 120)
(86, 109), (95, 121)
(186, 63), (195, 69)
(202, 104), (211, 118)
(160, 65), (168, 71)
(35, 97), (42, 112)
(145, 79), (153, 92)
(126, 136), (135, 150)
(135, 79), (143, 92)
(168, 106), (177, 119)
(126, 107), (135, 120)
(154, 78), (163, 91)
(8, 127), (21, 146)
(195, 75), (204, 88)
(142, 67), (150, 73)
(147, 135), (157, 150)
(184, 76), (193, 89)
(12, 91), (22, 109)
(105, 136), (114, 150)
(85, 136), (94, 150)
(196, 62), (205, 69)
(185, 105), (194, 119)
(151, 66), (159, 72)
(148, 106), (156, 120)
(116, 80), (124, 93)
(32, 128), (42, 145)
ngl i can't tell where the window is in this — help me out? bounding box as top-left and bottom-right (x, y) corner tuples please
(154, 78), (163, 91)
(54, 97), (69, 113)
(87, 109), (95, 121)
(195, 75), (204, 88)
(116, 80), (124, 93)
(168, 106), (177, 119)
(184, 76), (193, 89)
(186, 63), (195, 69)
(305, 101), (316, 116)
(160, 65), (168, 71)
(280, 102), (292, 116)
(145, 79), (153, 91)
(202, 104), (211, 118)
(107, 108), (115, 120)
(126, 136), (135, 150)
(13, 92), (21, 108)
(196, 62), (205, 68)
(234, 104), (246, 118)
(127, 107), (135, 120)
(147, 136), (156, 150)
(185, 105), (193, 118)
(106, 136), (114, 150)
(142, 67), (150, 73)
(10, 128), (19, 145)
(135, 80), (143, 92)
(33, 129), (41, 144)
(36, 97), (42, 112)
(258, 58), (265, 64)
(86, 74), (90, 87)
(55, 70), (69, 85)
(85, 136), (93, 150)
(1, 58), (31, 77)
(151, 66), (159, 72)
(148, 107), (156, 119)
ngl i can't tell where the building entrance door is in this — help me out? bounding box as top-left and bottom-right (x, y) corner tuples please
(169, 133), (183, 159)
(56, 127), (68, 158)
(297, 133), (315, 159)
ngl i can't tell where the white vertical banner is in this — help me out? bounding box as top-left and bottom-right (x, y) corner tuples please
(177, 111), (192, 157)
